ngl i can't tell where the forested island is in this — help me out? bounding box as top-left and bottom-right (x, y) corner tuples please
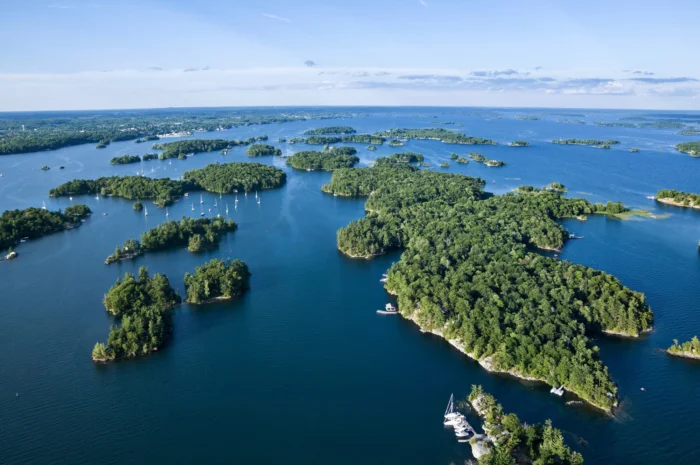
(105, 217), (237, 264)
(367, 145), (377, 151)
(469, 152), (506, 167)
(375, 128), (497, 145)
(183, 162), (286, 193)
(0, 205), (92, 252)
(50, 162), (286, 205)
(286, 147), (359, 171)
(629, 148), (640, 153)
(668, 337), (700, 360)
(0, 108), (350, 155)
(142, 153), (159, 161)
(153, 136), (267, 160)
(439, 162), (450, 168)
(552, 139), (621, 146)
(467, 386), (583, 464)
(246, 144), (282, 157)
(110, 155), (141, 165)
(515, 115), (542, 121)
(184, 258), (251, 304)
(379, 152), (424, 164)
(92, 267), (181, 362)
(508, 141), (530, 147)
(675, 141), (700, 157)
(50, 176), (193, 207)
(387, 140), (405, 147)
(303, 126), (356, 135)
(321, 162), (653, 411)
(655, 189), (700, 209)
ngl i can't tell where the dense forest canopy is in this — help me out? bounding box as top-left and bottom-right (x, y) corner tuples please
(49, 176), (194, 207)
(286, 148), (359, 171)
(105, 217), (237, 264)
(184, 258), (251, 304)
(246, 144), (281, 157)
(183, 162), (286, 193)
(0, 109), (352, 155)
(0, 205), (92, 251)
(303, 126), (356, 135)
(110, 155), (141, 165)
(322, 164), (652, 411)
(93, 267), (181, 362)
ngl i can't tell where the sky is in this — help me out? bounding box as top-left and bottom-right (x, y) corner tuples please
(1, 0), (700, 111)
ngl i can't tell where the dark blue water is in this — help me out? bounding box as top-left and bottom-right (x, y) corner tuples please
(1, 108), (699, 464)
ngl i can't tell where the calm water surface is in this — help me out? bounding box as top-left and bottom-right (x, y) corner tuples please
(1, 108), (699, 464)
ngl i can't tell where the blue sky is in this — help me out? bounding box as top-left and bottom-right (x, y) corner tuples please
(1, 0), (699, 110)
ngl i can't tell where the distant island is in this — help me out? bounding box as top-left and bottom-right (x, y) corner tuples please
(450, 153), (459, 160)
(629, 148), (640, 153)
(110, 155), (141, 165)
(552, 139), (621, 146)
(153, 136), (268, 160)
(375, 128), (497, 145)
(105, 217), (237, 264)
(0, 205), (92, 252)
(655, 189), (700, 209)
(184, 258), (251, 304)
(594, 121), (637, 128)
(286, 147), (359, 171)
(142, 153), (159, 161)
(675, 141), (700, 157)
(508, 140), (530, 147)
(92, 267), (181, 362)
(439, 162), (450, 168)
(40, 165), (50, 171)
(367, 145), (377, 151)
(246, 144), (282, 157)
(322, 161), (653, 412)
(668, 337), (700, 360)
(514, 115), (541, 121)
(303, 126), (356, 135)
(380, 152), (424, 164)
(469, 152), (505, 167)
(678, 129), (700, 136)
(467, 386), (583, 464)
(50, 162), (286, 206)
(0, 109), (350, 156)
(387, 140), (405, 147)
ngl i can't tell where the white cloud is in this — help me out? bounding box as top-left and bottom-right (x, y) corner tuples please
(262, 13), (290, 23)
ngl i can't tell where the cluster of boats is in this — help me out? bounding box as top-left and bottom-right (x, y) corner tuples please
(444, 394), (474, 439)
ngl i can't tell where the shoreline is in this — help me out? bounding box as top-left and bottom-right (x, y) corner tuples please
(656, 197), (700, 210)
(667, 350), (700, 360)
(390, 291), (615, 414)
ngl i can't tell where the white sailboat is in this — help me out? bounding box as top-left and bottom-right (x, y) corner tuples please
(144, 206), (148, 216)
(255, 191), (258, 199)
(165, 207), (169, 218)
(225, 204), (229, 215)
(95, 194), (99, 200)
(191, 203), (195, 211)
(200, 194), (203, 204)
(444, 394), (462, 424)
(220, 192), (222, 199)
(214, 199), (217, 207)
(42, 201), (47, 210)
(69, 196), (73, 201)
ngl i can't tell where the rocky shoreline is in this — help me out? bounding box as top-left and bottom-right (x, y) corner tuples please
(656, 197), (700, 209)
(667, 350), (700, 360)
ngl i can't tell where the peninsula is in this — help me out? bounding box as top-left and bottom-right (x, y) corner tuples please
(675, 141), (700, 157)
(655, 189), (700, 209)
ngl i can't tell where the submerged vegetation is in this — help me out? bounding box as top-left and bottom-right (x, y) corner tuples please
(286, 147), (359, 171)
(468, 386), (584, 464)
(0, 205), (92, 251)
(322, 163), (652, 411)
(184, 258), (251, 304)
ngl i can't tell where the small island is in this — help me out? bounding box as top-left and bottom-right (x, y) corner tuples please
(675, 141), (700, 157)
(286, 147), (359, 171)
(246, 144), (282, 157)
(92, 267), (181, 362)
(105, 217), (237, 264)
(133, 200), (143, 212)
(668, 337), (700, 360)
(0, 204), (92, 252)
(466, 386), (584, 464)
(367, 145), (377, 151)
(655, 189), (700, 209)
(50, 176), (193, 207)
(515, 115), (541, 121)
(383, 152), (424, 164)
(552, 139), (621, 146)
(278, 137), (287, 143)
(450, 153), (459, 160)
(439, 162), (450, 168)
(387, 139), (405, 147)
(469, 152), (505, 167)
(183, 162), (286, 193)
(142, 153), (159, 161)
(456, 157), (469, 164)
(508, 140), (530, 147)
(629, 147), (640, 153)
(375, 128), (497, 145)
(40, 165), (50, 171)
(110, 155), (141, 165)
(303, 126), (356, 135)
(184, 258), (251, 304)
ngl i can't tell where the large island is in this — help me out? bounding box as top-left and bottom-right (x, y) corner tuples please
(321, 162), (653, 412)
(0, 205), (92, 252)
